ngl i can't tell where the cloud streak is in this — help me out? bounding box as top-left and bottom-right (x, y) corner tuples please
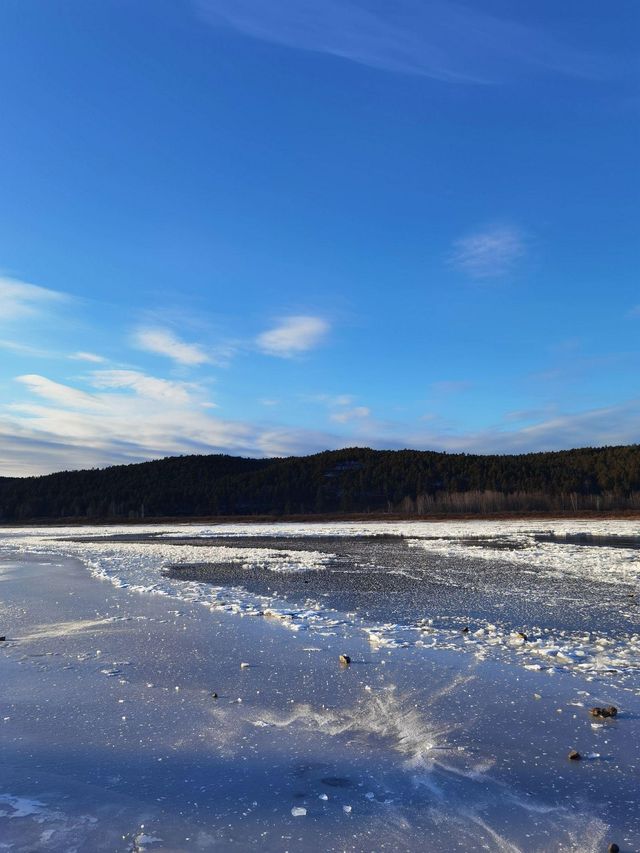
(70, 351), (106, 363)
(196, 0), (605, 84)
(2, 369), (251, 475)
(133, 327), (211, 366)
(3, 366), (640, 476)
(403, 399), (640, 456)
(16, 375), (101, 410)
(449, 225), (525, 279)
(256, 315), (329, 357)
(331, 406), (371, 423)
(89, 369), (199, 405)
(0, 277), (68, 321)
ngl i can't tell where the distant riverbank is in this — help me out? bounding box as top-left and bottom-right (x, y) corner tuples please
(3, 509), (640, 527)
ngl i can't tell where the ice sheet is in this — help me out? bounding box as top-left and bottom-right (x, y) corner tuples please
(1, 544), (638, 852)
(1, 520), (639, 683)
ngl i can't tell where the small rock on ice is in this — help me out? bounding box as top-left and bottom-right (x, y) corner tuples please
(590, 705), (617, 719)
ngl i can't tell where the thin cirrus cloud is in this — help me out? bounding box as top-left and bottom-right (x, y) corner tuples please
(0, 276), (68, 321)
(133, 327), (211, 367)
(302, 393), (354, 407)
(70, 351), (106, 363)
(2, 365), (342, 474)
(0, 339), (59, 358)
(2, 368), (242, 475)
(89, 369), (198, 405)
(196, 0), (605, 85)
(408, 398), (640, 455)
(15, 374), (101, 410)
(4, 367), (640, 476)
(14, 370), (203, 412)
(256, 315), (329, 358)
(449, 226), (526, 279)
(331, 406), (371, 423)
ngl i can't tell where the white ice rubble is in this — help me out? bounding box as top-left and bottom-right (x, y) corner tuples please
(1, 520), (639, 682)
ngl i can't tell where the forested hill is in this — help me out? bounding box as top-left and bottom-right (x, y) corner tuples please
(1, 445), (640, 522)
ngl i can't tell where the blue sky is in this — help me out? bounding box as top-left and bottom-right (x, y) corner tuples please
(0, 0), (638, 475)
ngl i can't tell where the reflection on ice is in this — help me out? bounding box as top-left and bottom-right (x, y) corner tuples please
(0, 533), (637, 852)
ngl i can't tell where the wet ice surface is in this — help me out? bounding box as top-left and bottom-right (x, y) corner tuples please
(164, 533), (640, 673)
(4, 520), (639, 681)
(1, 522), (639, 851)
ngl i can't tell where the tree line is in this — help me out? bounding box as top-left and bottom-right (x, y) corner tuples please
(1, 444), (640, 522)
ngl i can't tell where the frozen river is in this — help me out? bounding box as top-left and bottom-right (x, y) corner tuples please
(1, 520), (639, 850)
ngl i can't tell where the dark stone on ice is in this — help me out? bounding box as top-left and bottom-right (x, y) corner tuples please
(0, 636), (5, 642)
(608, 844), (620, 853)
(568, 750), (581, 761)
(339, 654), (351, 666)
(517, 631), (528, 641)
(590, 706), (618, 719)
(211, 692), (218, 699)
(461, 627), (469, 634)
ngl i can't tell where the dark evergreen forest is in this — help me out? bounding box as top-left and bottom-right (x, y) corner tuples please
(0, 445), (640, 523)
(1, 445), (640, 522)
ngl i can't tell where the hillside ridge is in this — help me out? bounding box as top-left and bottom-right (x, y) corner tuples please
(1, 445), (640, 521)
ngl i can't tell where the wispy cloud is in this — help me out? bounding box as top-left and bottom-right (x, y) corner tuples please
(0, 339), (58, 358)
(391, 398), (640, 456)
(331, 406), (371, 423)
(254, 426), (343, 457)
(1, 365), (348, 475)
(449, 226), (525, 279)
(89, 370), (198, 405)
(503, 407), (554, 424)
(2, 369), (251, 475)
(302, 392), (371, 423)
(0, 277), (68, 321)
(196, 0), (604, 84)
(133, 327), (211, 367)
(4, 365), (640, 476)
(70, 351), (106, 363)
(256, 316), (329, 358)
(16, 375), (101, 410)
(303, 393), (354, 407)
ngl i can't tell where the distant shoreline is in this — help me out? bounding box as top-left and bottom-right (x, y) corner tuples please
(2, 509), (640, 527)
